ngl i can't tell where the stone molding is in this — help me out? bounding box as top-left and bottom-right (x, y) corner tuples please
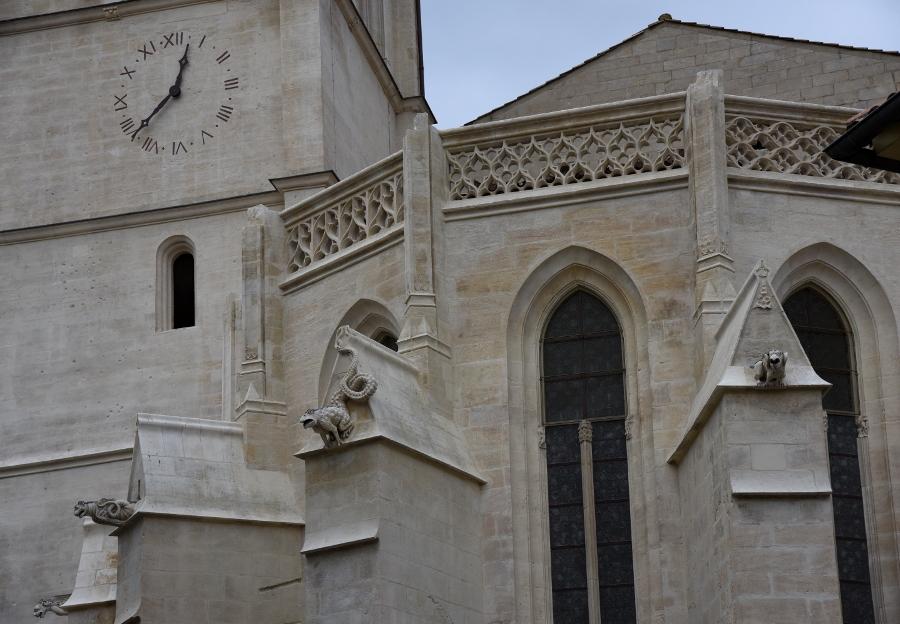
(0, 189), (281, 246)
(0, 0), (216, 36)
(0, 446), (132, 480)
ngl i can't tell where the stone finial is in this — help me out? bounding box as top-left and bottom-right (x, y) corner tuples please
(751, 349), (788, 387)
(33, 598), (66, 618)
(754, 259), (770, 278)
(73, 498), (135, 527)
(658, 13), (673, 21)
(300, 329), (378, 448)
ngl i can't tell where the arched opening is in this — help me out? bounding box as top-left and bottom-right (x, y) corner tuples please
(156, 235), (197, 332)
(784, 286), (874, 624)
(373, 330), (399, 352)
(542, 289), (635, 624)
(172, 252), (195, 329)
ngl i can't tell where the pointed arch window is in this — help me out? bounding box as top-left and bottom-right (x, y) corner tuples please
(541, 290), (636, 624)
(784, 287), (874, 624)
(156, 236), (196, 331)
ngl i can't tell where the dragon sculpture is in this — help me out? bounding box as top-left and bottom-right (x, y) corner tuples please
(73, 498), (136, 527)
(301, 336), (378, 448)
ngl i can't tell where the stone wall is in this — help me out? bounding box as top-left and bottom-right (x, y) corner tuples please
(475, 20), (900, 122)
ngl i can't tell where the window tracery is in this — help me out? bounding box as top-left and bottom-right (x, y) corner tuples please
(541, 290), (636, 624)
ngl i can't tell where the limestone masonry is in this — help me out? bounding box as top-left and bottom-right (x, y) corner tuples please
(2, 4), (899, 624)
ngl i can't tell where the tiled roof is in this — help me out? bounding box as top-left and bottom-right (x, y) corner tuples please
(468, 14), (900, 125)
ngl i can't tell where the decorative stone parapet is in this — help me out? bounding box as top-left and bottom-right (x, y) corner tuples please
(723, 98), (900, 184)
(444, 99), (686, 200)
(281, 151), (404, 275)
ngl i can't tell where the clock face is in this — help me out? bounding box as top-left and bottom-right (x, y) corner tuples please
(111, 31), (239, 156)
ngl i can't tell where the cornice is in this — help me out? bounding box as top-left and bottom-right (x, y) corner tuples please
(0, 190), (282, 245)
(0, 446), (132, 479)
(0, 0), (216, 37)
(727, 169), (900, 206)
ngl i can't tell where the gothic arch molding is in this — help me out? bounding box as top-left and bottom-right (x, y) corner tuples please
(317, 298), (401, 403)
(773, 242), (900, 623)
(505, 245), (658, 624)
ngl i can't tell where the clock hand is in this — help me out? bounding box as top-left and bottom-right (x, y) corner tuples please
(169, 44), (190, 98)
(129, 45), (189, 141)
(130, 93), (171, 141)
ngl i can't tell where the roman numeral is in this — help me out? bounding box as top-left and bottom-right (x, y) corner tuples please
(162, 32), (184, 48)
(224, 77), (239, 90)
(215, 50), (230, 64)
(138, 41), (156, 59)
(120, 118), (135, 134)
(201, 130), (214, 145)
(172, 141), (187, 155)
(113, 94), (128, 111)
(198, 35), (207, 49)
(216, 105), (233, 122)
(120, 66), (136, 80)
(141, 137), (158, 154)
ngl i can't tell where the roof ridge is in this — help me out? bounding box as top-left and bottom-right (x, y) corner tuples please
(467, 16), (900, 125)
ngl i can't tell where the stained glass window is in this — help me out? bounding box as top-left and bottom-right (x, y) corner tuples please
(542, 290), (636, 624)
(784, 287), (874, 624)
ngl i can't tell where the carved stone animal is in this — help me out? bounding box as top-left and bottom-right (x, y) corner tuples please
(33, 598), (66, 618)
(301, 344), (377, 448)
(73, 498), (135, 527)
(752, 349), (788, 386)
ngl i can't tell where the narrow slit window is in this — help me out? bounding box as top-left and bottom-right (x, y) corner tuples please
(172, 252), (195, 329)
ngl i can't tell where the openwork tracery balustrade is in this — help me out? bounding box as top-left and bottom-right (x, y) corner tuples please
(284, 156), (404, 274)
(725, 116), (900, 184)
(446, 116), (685, 200)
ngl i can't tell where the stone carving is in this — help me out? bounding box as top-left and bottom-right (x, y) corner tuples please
(751, 349), (788, 387)
(698, 235), (728, 258)
(857, 416), (869, 439)
(73, 498), (135, 527)
(447, 116), (685, 200)
(754, 283), (773, 310)
(578, 419), (593, 443)
(244, 348), (258, 360)
(286, 171), (404, 273)
(725, 116), (900, 184)
(624, 413), (635, 440)
(301, 341), (378, 448)
(33, 598), (66, 618)
(537, 426), (546, 450)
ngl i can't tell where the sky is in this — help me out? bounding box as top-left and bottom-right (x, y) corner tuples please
(420, 0), (900, 128)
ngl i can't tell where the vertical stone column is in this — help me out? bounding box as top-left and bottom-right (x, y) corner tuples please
(399, 113), (453, 407)
(235, 205), (290, 470)
(578, 420), (601, 622)
(686, 70), (736, 377)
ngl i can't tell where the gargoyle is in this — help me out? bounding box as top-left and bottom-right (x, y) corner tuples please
(73, 498), (135, 527)
(301, 341), (377, 448)
(33, 597), (66, 618)
(751, 349), (787, 387)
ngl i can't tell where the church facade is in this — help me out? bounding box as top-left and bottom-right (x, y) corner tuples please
(2, 3), (900, 624)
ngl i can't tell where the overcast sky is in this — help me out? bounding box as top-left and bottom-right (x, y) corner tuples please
(420, 1), (900, 128)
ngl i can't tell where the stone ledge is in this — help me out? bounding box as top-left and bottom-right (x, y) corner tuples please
(0, 446), (132, 479)
(301, 519), (379, 555)
(728, 168), (900, 206)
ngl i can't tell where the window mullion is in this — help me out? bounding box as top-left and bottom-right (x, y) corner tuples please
(578, 419), (602, 623)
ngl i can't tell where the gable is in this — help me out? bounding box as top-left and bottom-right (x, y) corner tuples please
(472, 19), (900, 124)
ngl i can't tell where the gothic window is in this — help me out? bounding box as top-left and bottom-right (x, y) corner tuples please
(784, 287), (874, 624)
(156, 236), (196, 331)
(542, 290), (636, 624)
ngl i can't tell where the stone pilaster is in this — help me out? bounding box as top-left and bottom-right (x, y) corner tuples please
(236, 205), (289, 469)
(686, 70), (736, 377)
(399, 113), (453, 407)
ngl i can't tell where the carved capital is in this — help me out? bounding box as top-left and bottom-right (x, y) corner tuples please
(857, 417), (869, 439)
(73, 498), (135, 527)
(537, 426), (546, 450)
(697, 235), (728, 258)
(577, 420), (593, 443)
